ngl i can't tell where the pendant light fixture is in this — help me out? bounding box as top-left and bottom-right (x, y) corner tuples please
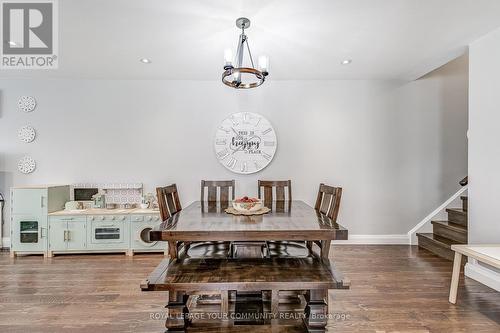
(222, 17), (269, 89)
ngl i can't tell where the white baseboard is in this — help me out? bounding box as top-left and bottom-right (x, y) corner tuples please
(333, 234), (409, 245)
(465, 262), (500, 292)
(1, 237), (10, 249)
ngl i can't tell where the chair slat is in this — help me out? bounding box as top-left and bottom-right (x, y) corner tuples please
(276, 186), (285, 201)
(320, 193), (332, 215)
(220, 186), (229, 203)
(207, 186), (217, 202)
(263, 187), (273, 207)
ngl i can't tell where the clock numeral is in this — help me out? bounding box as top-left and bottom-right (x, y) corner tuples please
(226, 157), (237, 169)
(230, 115), (239, 126)
(243, 113), (250, 124)
(254, 161), (261, 170)
(254, 117), (262, 127)
(262, 152), (272, 161)
(262, 128), (273, 135)
(217, 149), (230, 160)
(241, 162), (248, 173)
(218, 126), (230, 134)
(215, 138), (227, 145)
(263, 141), (275, 147)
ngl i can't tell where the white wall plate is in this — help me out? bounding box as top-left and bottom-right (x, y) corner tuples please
(18, 156), (36, 174)
(18, 125), (36, 143)
(18, 96), (37, 112)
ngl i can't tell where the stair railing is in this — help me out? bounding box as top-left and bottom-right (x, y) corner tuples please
(407, 178), (468, 245)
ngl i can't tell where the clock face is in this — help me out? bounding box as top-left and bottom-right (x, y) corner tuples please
(214, 112), (277, 174)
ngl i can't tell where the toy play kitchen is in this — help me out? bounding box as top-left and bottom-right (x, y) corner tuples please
(9, 184), (165, 257)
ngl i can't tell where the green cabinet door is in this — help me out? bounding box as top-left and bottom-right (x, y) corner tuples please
(49, 216), (87, 251)
(11, 188), (48, 215)
(66, 221), (86, 250)
(48, 220), (67, 251)
(11, 215), (47, 252)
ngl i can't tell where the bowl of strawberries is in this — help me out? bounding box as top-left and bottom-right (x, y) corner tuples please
(232, 196), (263, 212)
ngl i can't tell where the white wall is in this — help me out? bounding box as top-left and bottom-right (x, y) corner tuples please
(466, 27), (500, 289)
(0, 61), (468, 241)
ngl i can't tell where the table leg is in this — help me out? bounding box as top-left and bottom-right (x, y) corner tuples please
(168, 241), (178, 259)
(271, 289), (279, 318)
(165, 291), (189, 332)
(303, 289), (328, 332)
(220, 290), (229, 317)
(449, 251), (463, 304)
(320, 240), (331, 259)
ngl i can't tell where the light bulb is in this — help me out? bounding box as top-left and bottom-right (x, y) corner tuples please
(224, 48), (233, 67)
(233, 71), (240, 81)
(258, 55), (269, 73)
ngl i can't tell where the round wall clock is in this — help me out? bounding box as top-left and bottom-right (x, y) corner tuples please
(214, 112), (277, 174)
(18, 156), (36, 174)
(18, 125), (36, 143)
(18, 96), (37, 112)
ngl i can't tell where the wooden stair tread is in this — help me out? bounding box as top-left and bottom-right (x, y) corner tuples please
(417, 233), (457, 260)
(431, 221), (467, 233)
(446, 208), (466, 215)
(417, 233), (455, 248)
(142, 257), (350, 291)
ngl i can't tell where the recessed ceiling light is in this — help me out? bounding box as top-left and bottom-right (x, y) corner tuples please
(139, 58), (151, 64)
(340, 59), (352, 65)
(8, 41), (17, 46)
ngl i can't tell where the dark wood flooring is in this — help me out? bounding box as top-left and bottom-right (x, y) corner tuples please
(0, 245), (498, 332)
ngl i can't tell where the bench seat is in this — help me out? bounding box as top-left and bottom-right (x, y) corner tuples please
(141, 257), (349, 332)
(141, 257), (350, 291)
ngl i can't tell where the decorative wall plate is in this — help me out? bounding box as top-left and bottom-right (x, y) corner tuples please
(18, 125), (36, 143)
(214, 112), (277, 174)
(18, 156), (36, 174)
(18, 96), (37, 112)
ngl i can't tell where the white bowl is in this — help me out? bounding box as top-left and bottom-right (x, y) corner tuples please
(232, 200), (263, 212)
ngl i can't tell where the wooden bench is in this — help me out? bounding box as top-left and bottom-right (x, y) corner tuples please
(449, 244), (500, 304)
(141, 257), (350, 332)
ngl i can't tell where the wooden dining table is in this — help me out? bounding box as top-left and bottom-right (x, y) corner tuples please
(145, 200), (349, 332)
(149, 200), (348, 259)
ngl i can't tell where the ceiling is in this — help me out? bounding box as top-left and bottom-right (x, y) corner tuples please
(3, 0), (500, 81)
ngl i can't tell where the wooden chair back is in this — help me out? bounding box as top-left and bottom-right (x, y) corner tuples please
(156, 184), (182, 222)
(258, 180), (292, 208)
(314, 183), (342, 222)
(200, 180), (236, 203)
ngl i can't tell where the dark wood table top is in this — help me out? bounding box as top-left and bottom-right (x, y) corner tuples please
(150, 200), (348, 242)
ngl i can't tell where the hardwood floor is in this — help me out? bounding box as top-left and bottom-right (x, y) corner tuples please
(0, 245), (498, 332)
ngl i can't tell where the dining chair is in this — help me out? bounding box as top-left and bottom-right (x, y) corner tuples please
(156, 184), (182, 222)
(314, 183), (342, 222)
(258, 180), (292, 208)
(232, 180), (293, 258)
(200, 180), (235, 207)
(184, 180), (235, 259)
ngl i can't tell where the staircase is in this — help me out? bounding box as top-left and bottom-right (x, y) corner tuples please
(417, 195), (468, 260)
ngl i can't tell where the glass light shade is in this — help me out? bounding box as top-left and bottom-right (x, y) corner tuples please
(258, 55), (269, 72)
(224, 48), (233, 66)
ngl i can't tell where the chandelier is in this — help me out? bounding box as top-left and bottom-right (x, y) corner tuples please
(222, 17), (269, 89)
